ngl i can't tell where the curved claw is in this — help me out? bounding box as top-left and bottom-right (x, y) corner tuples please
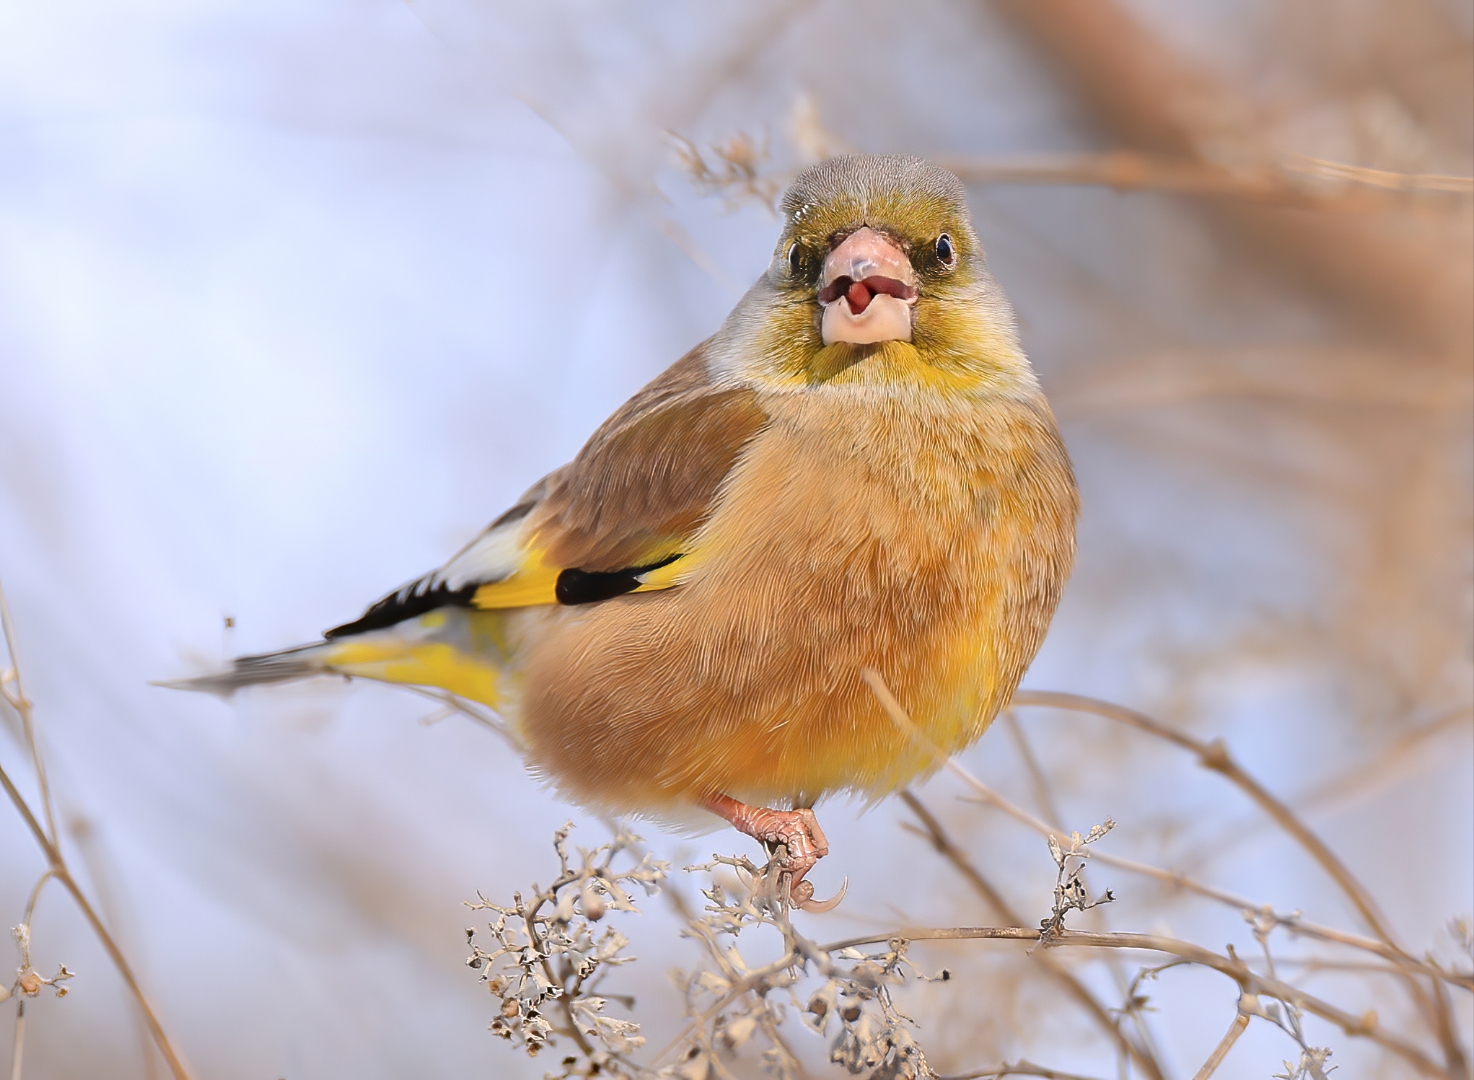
(791, 876), (848, 913)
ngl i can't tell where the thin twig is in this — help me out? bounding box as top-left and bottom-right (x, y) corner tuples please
(818, 925), (1443, 1076)
(1010, 690), (1397, 945)
(999, 709), (1172, 1067)
(0, 579), (196, 1080)
(862, 670), (1454, 1076)
(940, 1061), (1110, 1080)
(900, 791), (1164, 1080)
(1190, 1008), (1250, 1080)
(875, 674), (1458, 986)
(932, 151), (1473, 209)
(396, 684), (514, 745)
(0, 587), (56, 847)
(1011, 689), (1468, 1070)
(1001, 710), (1066, 829)
(0, 762), (195, 1080)
(10, 1000), (23, 1080)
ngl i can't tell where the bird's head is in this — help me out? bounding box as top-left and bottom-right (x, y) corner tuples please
(717, 154), (1033, 394)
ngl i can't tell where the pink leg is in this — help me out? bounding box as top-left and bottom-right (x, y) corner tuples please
(703, 794), (845, 911)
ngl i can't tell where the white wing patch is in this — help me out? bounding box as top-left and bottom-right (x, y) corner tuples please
(435, 511), (532, 590)
(322, 478), (551, 638)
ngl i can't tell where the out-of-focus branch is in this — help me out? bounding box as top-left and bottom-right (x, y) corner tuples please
(1190, 1008), (1250, 1080)
(900, 791), (1165, 1080)
(877, 675), (1460, 988)
(819, 925), (1444, 1076)
(0, 590), (56, 848)
(989, 0), (1471, 347)
(1009, 692), (1401, 951)
(865, 669), (1464, 1077)
(0, 764), (194, 1080)
(0, 580), (196, 1080)
(940, 1061), (1109, 1080)
(1010, 689), (1468, 1076)
(1289, 707), (1473, 819)
(934, 151), (1474, 208)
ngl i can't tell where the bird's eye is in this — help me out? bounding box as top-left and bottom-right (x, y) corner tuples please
(787, 242), (804, 276)
(935, 233), (956, 268)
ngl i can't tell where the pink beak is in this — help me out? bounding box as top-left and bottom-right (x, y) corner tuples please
(818, 227), (918, 345)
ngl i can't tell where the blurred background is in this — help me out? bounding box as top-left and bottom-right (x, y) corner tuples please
(0, 1), (1469, 1076)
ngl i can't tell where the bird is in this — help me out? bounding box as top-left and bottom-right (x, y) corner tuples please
(165, 154), (1078, 911)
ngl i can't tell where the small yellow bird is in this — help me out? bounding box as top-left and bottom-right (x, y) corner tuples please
(170, 155), (1078, 909)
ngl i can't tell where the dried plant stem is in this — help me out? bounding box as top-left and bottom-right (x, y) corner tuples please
(875, 674), (1456, 986)
(9, 1000), (23, 1080)
(1011, 691), (1397, 942)
(1011, 689), (1468, 1072)
(940, 1061), (1109, 1080)
(515, 878), (602, 1059)
(1000, 710), (1065, 828)
(819, 925), (1443, 1076)
(999, 707), (1172, 1064)
(1290, 706), (1472, 820)
(399, 685), (514, 744)
(1190, 1008), (1250, 1080)
(20, 870), (57, 929)
(0, 579), (195, 1080)
(990, 0), (1470, 345)
(862, 669), (1459, 1077)
(0, 591), (55, 848)
(932, 151), (1473, 208)
(0, 763), (194, 1080)
(900, 791), (1165, 1080)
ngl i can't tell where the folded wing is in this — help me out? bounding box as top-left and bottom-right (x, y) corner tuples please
(326, 345), (767, 639)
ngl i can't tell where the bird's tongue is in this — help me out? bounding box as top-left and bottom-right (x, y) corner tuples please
(818, 275), (915, 314)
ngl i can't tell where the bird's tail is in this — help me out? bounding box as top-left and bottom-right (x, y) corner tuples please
(156, 608), (513, 709)
(152, 641), (337, 698)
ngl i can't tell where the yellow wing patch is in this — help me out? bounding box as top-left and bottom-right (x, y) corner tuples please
(468, 544), (694, 610)
(470, 548), (562, 609)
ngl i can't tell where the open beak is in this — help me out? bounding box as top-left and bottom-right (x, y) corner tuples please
(817, 227), (918, 345)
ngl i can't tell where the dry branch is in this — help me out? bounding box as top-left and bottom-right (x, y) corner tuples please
(1011, 689), (1469, 1072)
(0, 581), (195, 1080)
(1190, 1009), (1250, 1080)
(900, 791), (1163, 1080)
(934, 151), (1473, 209)
(940, 1062), (1109, 1080)
(863, 668), (1465, 1078)
(989, 0), (1472, 346)
(820, 925), (1443, 1076)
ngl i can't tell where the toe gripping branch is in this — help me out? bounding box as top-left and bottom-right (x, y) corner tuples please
(703, 795), (848, 912)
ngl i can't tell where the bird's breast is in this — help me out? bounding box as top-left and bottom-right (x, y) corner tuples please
(517, 384), (1077, 810)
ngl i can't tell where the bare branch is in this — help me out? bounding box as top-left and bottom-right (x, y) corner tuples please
(877, 675), (1459, 986)
(819, 925), (1444, 1076)
(935, 151), (1473, 208)
(941, 1061), (1110, 1080)
(0, 579), (196, 1080)
(901, 791), (1163, 1080)
(1191, 1008), (1250, 1080)
(1011, 690), (1404, 927)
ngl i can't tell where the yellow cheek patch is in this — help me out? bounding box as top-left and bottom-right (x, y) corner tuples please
(324, 639), (502, 708)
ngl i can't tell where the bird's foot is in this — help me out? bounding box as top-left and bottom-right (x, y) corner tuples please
(703, 795), (847, 912)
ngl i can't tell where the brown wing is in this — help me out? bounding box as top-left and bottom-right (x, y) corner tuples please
(469, 340), (768, 609)
(535, 346), (768, 573)
(327, 341), (768, 634)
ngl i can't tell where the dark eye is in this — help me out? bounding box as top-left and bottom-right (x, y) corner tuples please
(787, 242), (804, 276)
(935, 233), (956, 267)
